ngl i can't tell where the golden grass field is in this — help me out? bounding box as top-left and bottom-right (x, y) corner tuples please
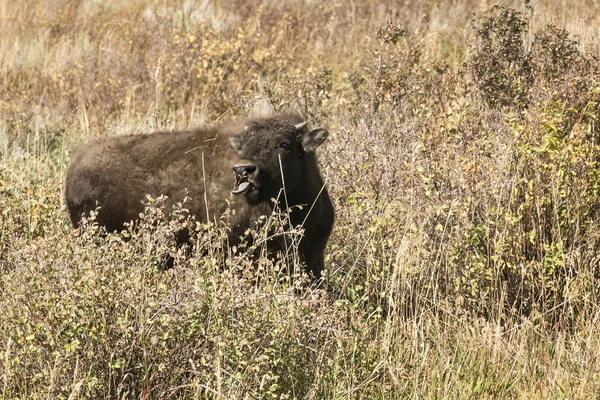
(2, 0), (600, 398)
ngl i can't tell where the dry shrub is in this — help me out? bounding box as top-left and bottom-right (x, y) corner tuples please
(469, 4), (532, 108)
(3, 0), (600, 398)
(1, 185), (340, 398)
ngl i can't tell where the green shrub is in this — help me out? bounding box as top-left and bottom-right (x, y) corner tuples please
(3, 1), (600, 398)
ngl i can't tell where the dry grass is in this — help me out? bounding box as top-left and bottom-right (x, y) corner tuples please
(2, 0), (600, 398)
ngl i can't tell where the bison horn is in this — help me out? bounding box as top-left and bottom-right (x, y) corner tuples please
(295, 121), (307, 131)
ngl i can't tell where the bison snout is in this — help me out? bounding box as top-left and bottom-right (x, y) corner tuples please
(233, 162), (257, 178)
(232, 161), (259, 196)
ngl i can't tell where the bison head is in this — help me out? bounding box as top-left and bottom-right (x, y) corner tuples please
(227, 117), (328, 204)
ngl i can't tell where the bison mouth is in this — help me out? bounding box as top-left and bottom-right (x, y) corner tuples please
(231, 180), (257, 195)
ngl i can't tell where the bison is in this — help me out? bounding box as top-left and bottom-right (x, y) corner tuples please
(65, 113), (334, 278)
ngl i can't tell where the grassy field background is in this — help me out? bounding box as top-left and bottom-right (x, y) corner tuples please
(2, 0), (600, 398)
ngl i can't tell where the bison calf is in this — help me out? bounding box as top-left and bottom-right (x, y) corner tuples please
(65, 113), (334, 278)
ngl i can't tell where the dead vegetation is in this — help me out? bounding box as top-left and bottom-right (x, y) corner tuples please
(2, 0), (600, 398)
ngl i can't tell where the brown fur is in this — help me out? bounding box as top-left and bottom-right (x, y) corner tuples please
(65, 113), (334, 278)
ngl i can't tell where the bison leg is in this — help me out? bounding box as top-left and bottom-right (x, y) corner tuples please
(161, 228), (192, 269)
(300, 239), (327, 280)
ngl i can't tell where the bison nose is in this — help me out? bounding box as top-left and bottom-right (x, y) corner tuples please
(233, 163), (257, 177)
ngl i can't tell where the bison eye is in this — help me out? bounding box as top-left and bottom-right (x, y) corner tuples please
(280, 141), (292, 151)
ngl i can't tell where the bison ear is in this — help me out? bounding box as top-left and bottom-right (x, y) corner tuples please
(228, 134), (242, 154)
(301, 129), (329, 152)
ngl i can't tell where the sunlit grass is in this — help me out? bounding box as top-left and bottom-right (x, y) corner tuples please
(2, 0), (600, 398)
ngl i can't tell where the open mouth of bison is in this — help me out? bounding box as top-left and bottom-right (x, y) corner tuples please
(231, 179), (258, 195)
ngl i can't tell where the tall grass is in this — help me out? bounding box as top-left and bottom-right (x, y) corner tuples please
(2, 0), (600, 398)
